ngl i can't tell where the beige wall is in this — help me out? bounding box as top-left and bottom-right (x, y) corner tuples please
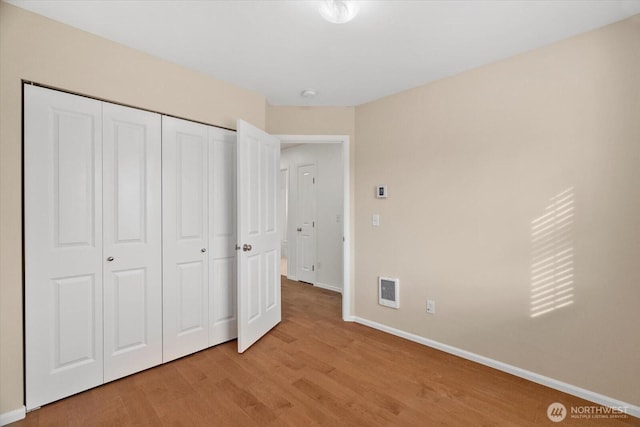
(0, 2), (265, 413)
(267, 106), (355, 138)
(355, 15), (640, 406)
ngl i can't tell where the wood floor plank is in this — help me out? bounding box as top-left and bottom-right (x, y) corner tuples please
(12, 277), (639, 426)
(215, 377), (278, 425)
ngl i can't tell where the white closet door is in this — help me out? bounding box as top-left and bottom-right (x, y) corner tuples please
(208, 127), (238, 346)
(162, 116), (210, 362)
(296, 163), (317, 284)
(25, 85), (104, 409)
(102, 103), (162, 382)
(236, 120), (281, 353)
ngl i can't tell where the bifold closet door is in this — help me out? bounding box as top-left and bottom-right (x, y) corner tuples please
(208, 127), (238, 346)
(25, 86), (163, 409)
(25, 85), (104, 410)
(162, 117), (210, 362)
(102, 103), (162, 382)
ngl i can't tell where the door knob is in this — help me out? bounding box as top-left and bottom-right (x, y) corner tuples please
(297, 227), (302, 232)
(242, 244), (252, 252)
(106, 256), (114, 262)
(201, 248), (207, 253)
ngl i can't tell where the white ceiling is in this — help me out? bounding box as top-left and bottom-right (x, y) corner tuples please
(7, 0), (640, 106)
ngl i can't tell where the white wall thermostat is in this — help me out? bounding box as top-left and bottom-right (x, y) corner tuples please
(376, 185), (388, 198)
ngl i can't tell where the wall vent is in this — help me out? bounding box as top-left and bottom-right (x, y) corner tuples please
(378, 277), (399, 309)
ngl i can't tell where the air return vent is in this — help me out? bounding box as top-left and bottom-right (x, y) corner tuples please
(378, 277), (399, 309)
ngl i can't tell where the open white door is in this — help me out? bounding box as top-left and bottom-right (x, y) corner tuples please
(236, 120), (281, 353)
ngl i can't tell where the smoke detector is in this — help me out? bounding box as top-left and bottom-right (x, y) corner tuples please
(300, 89), (317, 98)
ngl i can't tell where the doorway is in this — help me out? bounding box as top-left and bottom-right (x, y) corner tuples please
(277, 135), (351, 321)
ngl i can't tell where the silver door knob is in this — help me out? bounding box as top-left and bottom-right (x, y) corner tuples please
(242, 244), (252, 252)
(297, 227), (302, 232)
(201, 248), (207, 253)
(106, 256), (114, 262)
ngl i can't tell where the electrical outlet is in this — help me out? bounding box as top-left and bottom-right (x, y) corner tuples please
(426, 300), (436, 314)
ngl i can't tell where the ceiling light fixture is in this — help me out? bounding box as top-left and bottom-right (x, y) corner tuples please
(318, 0), (359, 24)
(301, 89), (317, 98)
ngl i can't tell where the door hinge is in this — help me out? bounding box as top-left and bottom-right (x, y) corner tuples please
(235, 244), (241, 250)
(313, 178), (315, 184)
(313, 221), (315, 228)
(312, 265), (315, 272)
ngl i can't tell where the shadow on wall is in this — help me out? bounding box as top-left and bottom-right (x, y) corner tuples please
(530, 188), (575, 318)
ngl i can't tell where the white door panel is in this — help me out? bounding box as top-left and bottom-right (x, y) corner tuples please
(210, 257), (237, 343)
(209, 127), (238, 345)
(25, 85), (104, 409)
(102, 103), (162, 381)
(296, 164), (317, 284)
(237, 120), (281, 353)
(162, 117), (209, 362)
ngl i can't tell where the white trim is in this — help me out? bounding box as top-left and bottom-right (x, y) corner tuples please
(353, 316), (640, 418)
(277, 134), (347, 143)
(314, 282), (342, 294)
(1, 406), (26, 426)
(276, 135), (351, 321)
(286, 274), (298, 282)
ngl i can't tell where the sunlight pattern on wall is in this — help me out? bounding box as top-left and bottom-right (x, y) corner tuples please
(530, 188), (575, 318)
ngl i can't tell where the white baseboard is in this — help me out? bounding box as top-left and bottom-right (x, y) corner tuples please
(353, 316), (640, 419)
(286, 274), (297, 282)
(314, 282), (342, 294)
(1, 406), (26, 426)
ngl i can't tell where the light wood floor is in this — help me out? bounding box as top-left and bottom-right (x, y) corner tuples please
(14, 277), (638, 426)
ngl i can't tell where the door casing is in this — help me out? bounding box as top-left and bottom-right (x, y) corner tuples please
(276, 135), (352, 321)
